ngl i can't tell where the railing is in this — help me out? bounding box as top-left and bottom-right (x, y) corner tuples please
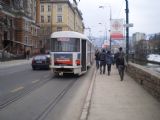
(0, 43), (25, 62)
(0, 50), (25, 62)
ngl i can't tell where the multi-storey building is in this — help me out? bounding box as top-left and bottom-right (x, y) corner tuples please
(132, 32), (146, 43)
(0, 0), (40, 58)
(39, 0), (84, 50)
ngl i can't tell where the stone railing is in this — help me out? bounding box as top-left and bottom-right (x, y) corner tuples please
(127, 62), (160, 102)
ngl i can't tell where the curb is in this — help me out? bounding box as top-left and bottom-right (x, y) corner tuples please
(80, 69), (97, 120)
(0, 59), (31, 68)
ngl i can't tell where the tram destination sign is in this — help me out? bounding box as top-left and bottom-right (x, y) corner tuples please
(57, 37), (70, 41)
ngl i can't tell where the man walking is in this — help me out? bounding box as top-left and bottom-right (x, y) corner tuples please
(116, 47), (126, 81)
(99, 49), (107, 74)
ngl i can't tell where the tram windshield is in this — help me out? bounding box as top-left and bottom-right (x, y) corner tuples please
(50, 38), (80, 52)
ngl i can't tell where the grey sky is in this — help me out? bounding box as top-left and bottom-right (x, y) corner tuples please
(77, 0), (160, 37)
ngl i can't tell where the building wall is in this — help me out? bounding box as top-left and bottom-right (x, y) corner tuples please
(132, 32), (146, 42)
(74, 9), (83, 33)
(0, 0), (39, 56)
(38, 0), (84, 53)
(40, 0), (84, 33)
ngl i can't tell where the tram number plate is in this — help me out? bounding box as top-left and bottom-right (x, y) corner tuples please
(36, 61), (42, 63)
(60, 65), (64, 68)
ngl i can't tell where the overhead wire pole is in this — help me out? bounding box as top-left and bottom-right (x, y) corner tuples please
(125, 0), (129, 62)
(99, 5), (112, 50)
(109, 6), (112, 51)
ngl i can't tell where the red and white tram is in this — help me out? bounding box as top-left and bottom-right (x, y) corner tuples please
(50, 31), (94, 75)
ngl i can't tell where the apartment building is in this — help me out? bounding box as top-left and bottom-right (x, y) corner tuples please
(132, 32), (146, 43)
(39, 0), (84, 50)
(0, 0), (40, 57)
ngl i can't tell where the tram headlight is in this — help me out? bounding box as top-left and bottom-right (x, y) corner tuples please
(76, 59), (80, 66)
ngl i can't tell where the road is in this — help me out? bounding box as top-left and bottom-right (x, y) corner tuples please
(0, 63), (95, 120)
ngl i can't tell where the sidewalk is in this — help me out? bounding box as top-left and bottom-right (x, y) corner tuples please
(0, 59), (32, 69)
(87, 65), (160, 120)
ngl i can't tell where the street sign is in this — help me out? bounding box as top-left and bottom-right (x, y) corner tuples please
(123, 23), (133, 27)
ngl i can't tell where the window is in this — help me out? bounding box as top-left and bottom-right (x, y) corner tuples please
(48, 16), (51, 23)
(57, 27), (62, 31)
(57, 4), (62, 12)
(51, 38), (80, 52)
(57, 15), (62, 23)
(48, 5), (51, 12)
(25, 36), (28, 45)
(25, 21), (29, 31)
(41, 5), (44, 12)
(41, 16), (44, 23)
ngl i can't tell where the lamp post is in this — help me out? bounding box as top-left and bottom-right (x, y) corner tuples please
(98, 22), (107, 44)
(99, 5), (112, 50)
(125, 0), (129, 62)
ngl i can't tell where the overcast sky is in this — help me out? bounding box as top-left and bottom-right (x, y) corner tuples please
(77, 0), (160, 37)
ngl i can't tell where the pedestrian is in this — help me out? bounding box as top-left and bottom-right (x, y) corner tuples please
(106, 50), (113, 75)
(99, 48), (107, 74)
(95, 49), (100, 69)
(116, 47), (127, 81)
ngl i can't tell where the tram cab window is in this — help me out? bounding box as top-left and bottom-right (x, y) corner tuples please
(51, 38), (80, 52)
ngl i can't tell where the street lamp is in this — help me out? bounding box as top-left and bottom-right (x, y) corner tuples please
(125, 0), (129, 62)
(98, 22), (107, 41)
(99, 5), (112, 50)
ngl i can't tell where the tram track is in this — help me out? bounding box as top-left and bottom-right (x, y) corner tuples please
(0, 74), (79, 120)
(35, 77), (77, 120)
(0, 75), (52, 110)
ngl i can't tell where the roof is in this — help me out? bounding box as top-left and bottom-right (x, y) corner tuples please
(51, 31), (89, 40)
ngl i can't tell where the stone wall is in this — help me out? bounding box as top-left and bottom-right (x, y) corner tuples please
(127, 62), (160, 102)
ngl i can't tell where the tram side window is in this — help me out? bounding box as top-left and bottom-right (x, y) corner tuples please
(51, 38), (80, 52)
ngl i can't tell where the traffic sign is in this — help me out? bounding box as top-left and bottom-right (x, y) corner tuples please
(123, 23), (133, 27)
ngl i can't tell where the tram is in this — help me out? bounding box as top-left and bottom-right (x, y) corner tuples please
(50, 31), (95, 75)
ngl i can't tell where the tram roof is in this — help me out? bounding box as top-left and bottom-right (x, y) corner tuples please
(51, 31), (89, 40)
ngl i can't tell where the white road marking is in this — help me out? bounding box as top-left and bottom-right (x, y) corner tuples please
(11, 86), (24, 93)
(32, 80), (40, 84)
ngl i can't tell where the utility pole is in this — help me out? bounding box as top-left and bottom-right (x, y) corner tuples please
(125, 0), (129, 62)
(99, 5), (112, 50)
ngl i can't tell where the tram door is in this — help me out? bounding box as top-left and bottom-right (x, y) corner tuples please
(81, 39), (86, 71)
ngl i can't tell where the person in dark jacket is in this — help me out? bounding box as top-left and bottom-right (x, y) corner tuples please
(116, 47), (126, 81)
(99, 48), (107, 74)
(95, 49), (100, 69)
(106, 51), (113, 75)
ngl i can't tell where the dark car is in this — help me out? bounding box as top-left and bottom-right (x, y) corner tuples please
(32, 54), (50, 70)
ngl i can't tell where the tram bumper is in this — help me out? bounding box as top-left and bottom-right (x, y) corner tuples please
(50, 66), (81, 74)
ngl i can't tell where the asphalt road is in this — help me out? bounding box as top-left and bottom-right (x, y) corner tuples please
(0, 63), (95, 120)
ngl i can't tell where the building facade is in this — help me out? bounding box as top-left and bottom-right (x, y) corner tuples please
(39, 0), (84, 51)
(0, 0), (40, 58)
(132, 32), (146, 43)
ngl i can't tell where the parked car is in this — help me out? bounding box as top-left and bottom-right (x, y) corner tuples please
(32, 54), (50, 70)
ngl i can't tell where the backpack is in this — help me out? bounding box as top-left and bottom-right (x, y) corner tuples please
(95, 51), (100, 60)
(117, 52), (125, 64)
(100, 53), (106, 61)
